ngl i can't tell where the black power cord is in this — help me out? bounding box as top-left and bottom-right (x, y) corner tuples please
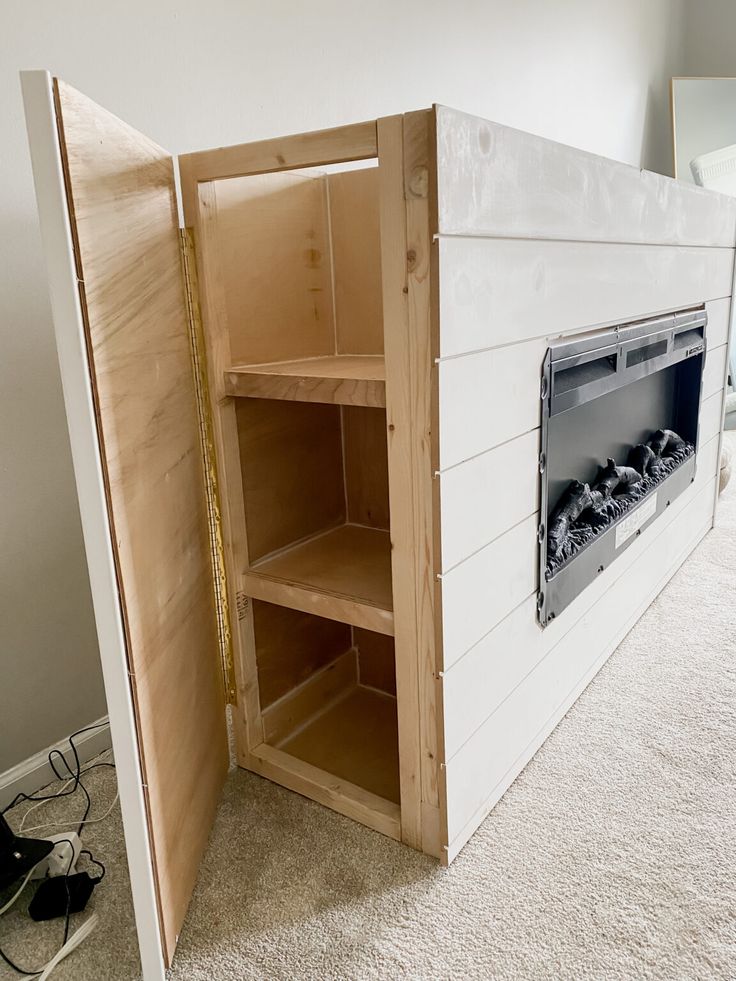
(1, 722), (111, 818)
(0, 837), (74, 976)
(0, 723), (116, 976)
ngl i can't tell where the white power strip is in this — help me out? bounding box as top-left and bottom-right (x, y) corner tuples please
(31, 832), (82, 880)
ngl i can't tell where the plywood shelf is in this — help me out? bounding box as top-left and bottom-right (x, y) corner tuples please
(277, 684), (400, 801)
(243, 524), (394, 635)
(225, 354), (386, 407)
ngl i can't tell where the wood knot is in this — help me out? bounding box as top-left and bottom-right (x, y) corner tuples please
(408, 165), (429, 198)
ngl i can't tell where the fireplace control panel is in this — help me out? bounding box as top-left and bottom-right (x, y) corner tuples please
(537, 307), (707, 627)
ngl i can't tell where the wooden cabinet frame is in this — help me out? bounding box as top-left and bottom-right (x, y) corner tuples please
(178, 110), (443, 855)
(21, 70), (735, 981)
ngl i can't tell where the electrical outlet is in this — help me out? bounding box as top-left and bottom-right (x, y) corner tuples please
(31, 832), (82, 879)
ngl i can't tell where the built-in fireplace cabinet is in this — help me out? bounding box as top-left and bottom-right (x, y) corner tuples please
(22, 71), (736, 980)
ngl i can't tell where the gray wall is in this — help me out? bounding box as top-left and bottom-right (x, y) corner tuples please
(0, 0), (688, 773)
(684, 0), (736, 76)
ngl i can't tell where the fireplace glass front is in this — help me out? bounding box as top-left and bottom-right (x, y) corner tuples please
(537, 308), (706, 627)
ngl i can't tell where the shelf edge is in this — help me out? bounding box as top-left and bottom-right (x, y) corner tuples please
(224, 369), (386, 407)
(242, 570), (395, 636)
(246, 743), (402, 841)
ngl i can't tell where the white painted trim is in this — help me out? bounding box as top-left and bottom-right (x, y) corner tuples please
(20, 70), (165, 981)
(0, 716), (112, 810)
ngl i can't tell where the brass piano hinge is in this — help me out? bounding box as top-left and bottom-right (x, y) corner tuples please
(179, 227), (237, 706)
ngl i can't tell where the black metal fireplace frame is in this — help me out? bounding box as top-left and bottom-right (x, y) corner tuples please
(537, 307), (707, 627)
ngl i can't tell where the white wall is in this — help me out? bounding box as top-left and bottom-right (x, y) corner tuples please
(0, 0), (687, 773)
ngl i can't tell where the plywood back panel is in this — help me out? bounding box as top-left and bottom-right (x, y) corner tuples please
(253, 600), (352, 708)
(235, 398), (345, 562)
(342, 405), (390, 530)
(355, 627), (396, 695)
(213, 172), (334, 365)
(435, 105), (736, 246)
(53, 79), (227, 964)
(328, 167), (384, 355)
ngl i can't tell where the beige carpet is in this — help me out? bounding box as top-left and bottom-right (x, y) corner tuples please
(3, 434), (735, 981)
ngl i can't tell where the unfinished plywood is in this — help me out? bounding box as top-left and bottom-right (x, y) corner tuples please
(213, 171), (334, 366)
(435, 105), (736, 246)
(53, 79), (227, 965)
(235, 398), (345, 563)
(342, 405), (391, 530)
(278, 685), (400, 803)
(253, 599), (352, 708)
(355, 627), (397, 695)
(248, 523), (393, 615)
(261, 646), (358, 745)
(225, 355), (386, 407)
(328, 167), (384, 355)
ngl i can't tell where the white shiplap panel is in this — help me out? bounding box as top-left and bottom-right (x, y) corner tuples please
(439, 325), (729, 471)
(438, 339), (546, 469)
(444, 477), (717, 849)
(440, 513), (538, 664)
(441, 433), (720, 745)
(700, 388), (725, 445)
(437, 236), (734, 359)
(706, 296), (732, 350)
(438, 428), (540, 573)
(435, 105), (736, 248)
(703, 343), (728, 401)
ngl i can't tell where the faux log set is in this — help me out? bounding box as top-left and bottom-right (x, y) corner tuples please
(546, 428), (694, 577)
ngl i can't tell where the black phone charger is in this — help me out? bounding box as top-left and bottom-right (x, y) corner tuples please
(28, 872), (100, 921)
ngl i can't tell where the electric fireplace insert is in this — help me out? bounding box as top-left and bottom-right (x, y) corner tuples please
(537, 307), (707, 627)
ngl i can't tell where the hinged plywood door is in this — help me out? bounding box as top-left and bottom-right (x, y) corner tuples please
(22, 71), (228, 975)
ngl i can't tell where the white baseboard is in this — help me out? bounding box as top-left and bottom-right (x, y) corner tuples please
(0, 716), (112, 810)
